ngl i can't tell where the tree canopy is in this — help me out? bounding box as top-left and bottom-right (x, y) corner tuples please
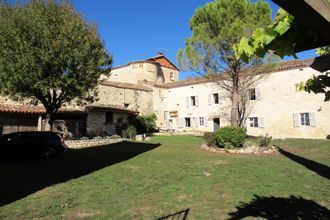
(177, 0), (272, 126)
(0, 0), (112, 129)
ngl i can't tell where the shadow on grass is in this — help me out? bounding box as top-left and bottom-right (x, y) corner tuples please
(228, 195), (330, 220)
(0, 141), (160, 207)
(278, 147), (330, 179)
(156, 208), (190, 220)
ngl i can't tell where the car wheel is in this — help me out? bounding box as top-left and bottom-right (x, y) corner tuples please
(41, 147), (55, 159)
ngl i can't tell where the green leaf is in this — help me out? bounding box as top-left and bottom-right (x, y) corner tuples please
(274, 20), (291, 35)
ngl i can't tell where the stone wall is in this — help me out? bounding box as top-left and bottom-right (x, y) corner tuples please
(65, 138), (123, 149)
(96, 84), (153, 113)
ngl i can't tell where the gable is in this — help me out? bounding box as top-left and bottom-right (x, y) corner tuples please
(146, 55), (180, 71)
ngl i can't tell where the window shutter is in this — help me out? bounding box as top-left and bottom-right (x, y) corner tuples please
(309, 112), (316, 127)
(190, 117), (195, 127)
(218, 94), (222, 104)
(179, 118), (185, 128)
(256, 88), (261, 100)
(164, 111), (169, 121)
(246, 118), (250, 128)
(293, 113), (300, 127)
(204, 117), (208, 127)
(258, 117), (264, 128)
(195, 96), (199, 107)
(185, 97), (189, 108)
(243, 119), (247, 128)
(208, 94), (212, 105)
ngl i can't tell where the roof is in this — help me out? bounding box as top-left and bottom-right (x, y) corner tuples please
(0, 104), (84, 114)
(0, 104), (139, 115)
(86, 104), (138, 114)
(145, 53), (180, 71)
(112, 53), (180, 71)
(155, 55), (330, 89)
(98, 80), (153, 92)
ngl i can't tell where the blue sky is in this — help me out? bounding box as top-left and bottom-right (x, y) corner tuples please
(11, 0), (317, 79)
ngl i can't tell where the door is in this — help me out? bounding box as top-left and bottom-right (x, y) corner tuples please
(213, 118), (220, 131)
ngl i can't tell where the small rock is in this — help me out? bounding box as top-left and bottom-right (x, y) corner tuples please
(109, 135), (121, 139)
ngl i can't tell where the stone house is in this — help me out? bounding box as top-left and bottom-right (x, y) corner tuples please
(0, 53), (329, 139)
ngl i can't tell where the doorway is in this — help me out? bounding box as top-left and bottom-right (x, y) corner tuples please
(213, 118), (220, 131)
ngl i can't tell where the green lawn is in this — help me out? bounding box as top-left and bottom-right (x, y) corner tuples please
(0, 136), (329, 219)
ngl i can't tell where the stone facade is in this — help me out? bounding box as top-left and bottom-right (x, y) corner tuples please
(96, 84), (153, 113)
(0, 53), (329, 139)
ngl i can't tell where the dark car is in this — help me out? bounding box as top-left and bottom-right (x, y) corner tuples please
(0, 131), (67, 160)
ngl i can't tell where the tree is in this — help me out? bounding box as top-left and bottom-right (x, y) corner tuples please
(177, 0), (272, 127)
(301, 47), (330, 101)
(235, 8), (330, 101)
(0, 0), (112, 130)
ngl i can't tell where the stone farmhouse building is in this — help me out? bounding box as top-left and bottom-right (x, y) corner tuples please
(0, 53), (329, 139)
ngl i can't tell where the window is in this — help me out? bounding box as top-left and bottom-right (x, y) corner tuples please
(106, 112), (113, 124)
(249, 117), (258, 127)
(293, 112), (315, 127)
(186, 96), (198, 107)
(185, 118), (191, 127)
(213, 93), (219, 104)
(170, 72), (175, 81)
(300, 113), (310, 126)
(190, 96), (196, 106)
(248, 117), (264, 128)
(249, 88), (256, 100)
(199, 117), (205, 126)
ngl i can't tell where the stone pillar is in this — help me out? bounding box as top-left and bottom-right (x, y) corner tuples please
(87, 111), (106, 137)
(37, 115), (42, 131)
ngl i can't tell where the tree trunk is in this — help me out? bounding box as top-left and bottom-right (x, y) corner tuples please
(230, 89), (239, 127)
(44, 112), (54, 131)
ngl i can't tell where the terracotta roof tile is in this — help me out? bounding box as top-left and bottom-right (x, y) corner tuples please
(0, 104), (83, 114)
(86, 104), (138, 114)
(146, 55), (180, 71)
(0, 103), (139, 114)
(156, 56), (330, 89)
(112, 54), (179, 71)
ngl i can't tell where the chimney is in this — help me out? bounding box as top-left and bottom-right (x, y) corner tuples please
(157, 52), (164, 56)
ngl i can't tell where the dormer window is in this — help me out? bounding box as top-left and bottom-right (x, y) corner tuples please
(170, 72), (175, 81)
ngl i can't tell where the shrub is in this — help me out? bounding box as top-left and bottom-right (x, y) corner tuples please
(204, 132), (217, 146)
(259, 133), (272, 147)
(136, 113), (157, 133)
(127, 125), (137, 140)
(216, 126), (246, 149)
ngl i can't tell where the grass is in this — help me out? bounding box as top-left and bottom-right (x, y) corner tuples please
(0, 136), (329, 219)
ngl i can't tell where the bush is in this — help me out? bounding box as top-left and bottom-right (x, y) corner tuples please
(259, 133), (272, 147)
(136, 113), (157, 133)
(204, 132), (217, 146)
(216, 126), (246, 149)
(127, 125), (137, 140)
